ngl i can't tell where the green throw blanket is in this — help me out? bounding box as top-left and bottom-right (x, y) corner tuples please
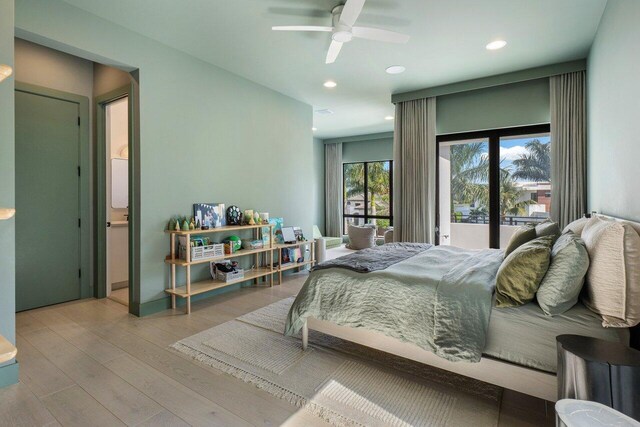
(285, 245), (504, 362)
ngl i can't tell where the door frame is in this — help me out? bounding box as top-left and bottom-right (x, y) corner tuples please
(435, 124), (551, 249)
(15, 82), (92, 300)
(95, 83), (140, 315)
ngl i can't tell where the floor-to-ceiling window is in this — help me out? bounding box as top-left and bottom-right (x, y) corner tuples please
(437, 124), (551, 249)
(343, 161), (393, 237)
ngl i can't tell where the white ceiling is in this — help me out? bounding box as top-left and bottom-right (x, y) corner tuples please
(62, 0), (607, 139)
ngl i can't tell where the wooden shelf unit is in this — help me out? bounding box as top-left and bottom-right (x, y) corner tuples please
(165, 223), (316, 314)
(274, 240), (316, 285)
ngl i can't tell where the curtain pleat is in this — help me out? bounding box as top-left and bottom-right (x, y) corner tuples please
(393, 97), (437, 243)
(550, 71), (587, 229)
(325, 143), (343, 237)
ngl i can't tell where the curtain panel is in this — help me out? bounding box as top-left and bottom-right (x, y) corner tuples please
(550, 71), (587, 229)
(325, 143), (343, 237)
(393, 97), (437, 243)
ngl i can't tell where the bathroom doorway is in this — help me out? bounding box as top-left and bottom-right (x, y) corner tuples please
(105, 96), (130, 305)
(96, 81), (135, 309)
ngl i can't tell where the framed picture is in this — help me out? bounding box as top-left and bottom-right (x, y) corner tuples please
(270, 217), (284, 244)
(194, 203), (226, 228)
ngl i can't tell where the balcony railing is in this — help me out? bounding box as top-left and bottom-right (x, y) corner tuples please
(451, 214), (549, 226)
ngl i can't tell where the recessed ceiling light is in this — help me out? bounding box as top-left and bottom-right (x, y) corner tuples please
(486, 40), (507, 50)
(384, 116), (394, 121)
(385, 65), (405, 75)
(323, 80), (337, 88)
(312, 127), (317, 131)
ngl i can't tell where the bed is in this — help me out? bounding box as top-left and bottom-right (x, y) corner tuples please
(286, 215), (638, 402)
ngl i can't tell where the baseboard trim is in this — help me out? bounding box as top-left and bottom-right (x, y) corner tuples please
(138, 282), (252, 316)
(0, 362), (19, 388)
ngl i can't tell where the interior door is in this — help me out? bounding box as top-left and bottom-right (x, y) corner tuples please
(15, 90), (81, 311)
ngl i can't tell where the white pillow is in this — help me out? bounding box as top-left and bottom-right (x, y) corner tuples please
(562, 217), (589, 236)
(347, 224), (376, 250)
(580, 216), (640, 327)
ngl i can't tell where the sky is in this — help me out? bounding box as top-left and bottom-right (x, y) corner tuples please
(473, 135), (551, 182)
(500, 135), (550, 177)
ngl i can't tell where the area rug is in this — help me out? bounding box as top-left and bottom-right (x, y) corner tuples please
(171, 297), (501, 427)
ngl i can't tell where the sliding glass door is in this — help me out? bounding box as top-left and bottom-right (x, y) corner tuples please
(438, 138), (490, 248)
(437, 125), (551, 249)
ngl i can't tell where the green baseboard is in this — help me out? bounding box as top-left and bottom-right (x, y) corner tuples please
(138, 282), (246, 316)
(0, 362), (19, 388)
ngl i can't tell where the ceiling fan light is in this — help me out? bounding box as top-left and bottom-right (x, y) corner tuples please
(0, 64), (13, 83)
(385, 65), (405, 74)
(332, 31), (353, 43)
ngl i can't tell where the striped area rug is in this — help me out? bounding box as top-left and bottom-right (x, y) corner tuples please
(171, 298), (500, 427)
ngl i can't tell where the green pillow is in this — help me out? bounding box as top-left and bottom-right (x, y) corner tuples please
(504, 225), (536, 257)
(496, 235), (555, 308)
(536, 232), (590, 316)
(535, 221), (561, 242)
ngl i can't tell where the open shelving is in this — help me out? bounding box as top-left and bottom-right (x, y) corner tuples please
(165, 223), (315, 314)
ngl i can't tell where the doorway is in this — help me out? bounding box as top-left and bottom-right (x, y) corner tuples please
(436, 124), (551, 249)
(105, 96), (130, 306)
(15, 84), (91, 311)
(97, 86), (134, 308)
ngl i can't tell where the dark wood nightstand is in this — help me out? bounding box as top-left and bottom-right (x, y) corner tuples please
(557, 334), (640, 421)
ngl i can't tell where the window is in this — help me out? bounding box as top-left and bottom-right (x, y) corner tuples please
(343, 161), (393, 237)
(437, 124), (551, 249)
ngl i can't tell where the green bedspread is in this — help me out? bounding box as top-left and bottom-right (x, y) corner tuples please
(285, 245), (504, 362)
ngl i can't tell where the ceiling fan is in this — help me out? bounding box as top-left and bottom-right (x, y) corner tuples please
(272, 0), (410, 64)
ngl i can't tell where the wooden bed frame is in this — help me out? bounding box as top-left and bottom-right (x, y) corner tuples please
(300, 214), (640, 403)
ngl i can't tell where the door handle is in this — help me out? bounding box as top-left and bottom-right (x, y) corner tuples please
(107, 222), (111, 227)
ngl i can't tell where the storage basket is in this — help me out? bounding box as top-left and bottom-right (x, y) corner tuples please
(180, 243), (224, 261)
(215, 268), (245, 282)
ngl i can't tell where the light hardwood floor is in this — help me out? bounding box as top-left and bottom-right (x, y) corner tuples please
(3, 272), (554, 426)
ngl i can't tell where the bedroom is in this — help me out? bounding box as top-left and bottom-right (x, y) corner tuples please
(0, 0), (639, 426)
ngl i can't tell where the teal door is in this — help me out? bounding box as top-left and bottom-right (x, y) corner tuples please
(15, 90), (81, 311)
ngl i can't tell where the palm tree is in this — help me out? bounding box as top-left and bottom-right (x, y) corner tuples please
(500, 174), (534, 217)
(512, 139), (550, 182)
(344, 162), (390, 217)
(449, 142), (490, 207)
(449, 142), (532, 220)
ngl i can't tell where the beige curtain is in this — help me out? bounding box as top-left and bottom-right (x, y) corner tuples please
(550, 71), (586, 229)
(325, 143), (343, 237)
(393, 97), (437, 243)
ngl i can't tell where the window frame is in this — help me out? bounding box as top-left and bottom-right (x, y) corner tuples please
(342, 160), (394, 235)
(436, 124), (551, 248)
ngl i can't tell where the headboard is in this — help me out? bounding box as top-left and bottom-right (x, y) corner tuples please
(594, 214), (640, 350)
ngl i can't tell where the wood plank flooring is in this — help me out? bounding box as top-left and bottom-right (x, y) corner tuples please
(2, 272), (554, 426)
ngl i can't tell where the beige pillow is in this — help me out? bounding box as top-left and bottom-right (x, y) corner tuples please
(562, 217), (590, 237)
(347, 224), (376, 250)
(504, 224), (537, 257)
(581, 216), (640, 327)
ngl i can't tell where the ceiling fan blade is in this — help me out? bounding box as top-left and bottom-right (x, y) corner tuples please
(272, 26), (333, 32)
(352, 26), (410, 43)
(339, 0), (365, 27)
(326, 40), (343, 64)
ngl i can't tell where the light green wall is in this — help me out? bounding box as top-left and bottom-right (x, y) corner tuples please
(0, 0), (17, 384)
(312, 138), (325, 234)
(15, 0), (313, 308)
(436, 78), (550, 134)
(587, 0), (640, 221)
(343, 138), (394, 163)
